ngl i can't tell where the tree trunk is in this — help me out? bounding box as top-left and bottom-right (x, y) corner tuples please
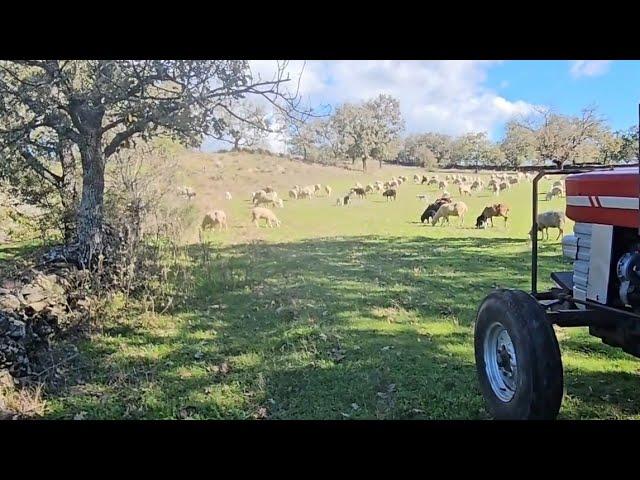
(76, 144), (106, 266)
(362, 157), (367, 172)
(233, 137), (240, 151)
(59, 145), (79, 243)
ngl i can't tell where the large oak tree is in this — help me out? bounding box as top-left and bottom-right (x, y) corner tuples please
(0, 60), (304, 264)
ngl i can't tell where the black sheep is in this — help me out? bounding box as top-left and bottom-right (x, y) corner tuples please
(420, 198), (451, 223)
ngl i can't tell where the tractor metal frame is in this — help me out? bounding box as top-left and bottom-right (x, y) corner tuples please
(530, 165), (640, 330)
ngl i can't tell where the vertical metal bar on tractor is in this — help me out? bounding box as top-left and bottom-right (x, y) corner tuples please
(532, 171), (542, 294)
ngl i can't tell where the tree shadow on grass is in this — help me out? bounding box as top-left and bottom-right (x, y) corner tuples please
(47, 235), (640, 419)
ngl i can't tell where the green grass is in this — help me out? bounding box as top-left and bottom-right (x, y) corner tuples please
(31, 161), (640, 419)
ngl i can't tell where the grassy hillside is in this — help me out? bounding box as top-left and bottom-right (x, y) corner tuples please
(21, 150), (640, 419)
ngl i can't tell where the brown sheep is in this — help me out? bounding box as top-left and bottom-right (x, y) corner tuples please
(476, 203), (510, 228)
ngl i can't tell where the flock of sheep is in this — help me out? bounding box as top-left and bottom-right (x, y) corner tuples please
(189, 169), (566, 241)
(414, 172), (564, 236)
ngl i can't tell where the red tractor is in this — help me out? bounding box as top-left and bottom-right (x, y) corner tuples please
(474, 165), (640, 419)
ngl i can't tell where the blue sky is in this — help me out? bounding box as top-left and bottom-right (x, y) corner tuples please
(485, 60), (640, 136)
(204, 60), (640, 151)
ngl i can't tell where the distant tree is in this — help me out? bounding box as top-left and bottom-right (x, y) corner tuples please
(398, 134), (438, 168)
(500, 120), (537, 168)
(411, 132), (453, 166)
(615, 125), (639, 163)
(452, 132), (500, 168)
(517, 106), (604, 168)
(0, 60), (306, 264)
(287, 118), (323, 161)
(219, 99), (269, 151)
(331, 94), (404, 171)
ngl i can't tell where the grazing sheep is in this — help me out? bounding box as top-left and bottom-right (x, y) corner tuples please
(471, 180), (482, 191)
(253, 190), (277, 204)
(458, 184), (472, 196)
(314, 184), (322, 193)
(365, 184), (374, 193)
(491, 183), (501, 196)
(251, 190), (267, 202)
(389, 180), (399, 188)
(421, 175), (430, 185)
(288, 189), (299, 200)
(383, 188), (397, 201)
(421, 197), (451, 223)
(336, 198), (343, 206)
(499, 181), (509, 192)
(427, 177), (439, 187)
(351, 187), (367, 199)
(508, 176), (519, 185)
(274, 198), (284, 208)
(546, 186), (564, 201)
(299, 186), (315, 198)
(264, 186), (275, 194)
(325, 185), (332, 196)
(476, 203), (510, 228)
(438, 181), (447, 190)
(530, 211), (565, 240)
(251, 207), (281, 228)
(432, 201), (468, 226)
(225, 191), (232, 200)
(414, 174), (421, 183)
(201, 210), (228, 231)
(254, 191), (280, 207)
(342, 194), (352, 206)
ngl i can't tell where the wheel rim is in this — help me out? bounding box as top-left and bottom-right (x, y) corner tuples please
(483, 322), (518, 402)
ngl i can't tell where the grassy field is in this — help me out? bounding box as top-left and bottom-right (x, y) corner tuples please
(9, 151), (639, 419)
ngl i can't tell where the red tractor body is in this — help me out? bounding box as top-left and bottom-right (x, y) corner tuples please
(565, 167), (639, 228)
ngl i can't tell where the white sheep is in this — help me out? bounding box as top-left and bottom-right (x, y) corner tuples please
(458, 184), (472, 196)
(530, 211), (565, 240)
(251, 207), (281, 228)
(201, 210), (228, 231)
(432, 201), (468, 226)
(546, 186), (564, 201)
(325, 185), (332, 196)
(225, 191), (232, 200)
(438, 180), (447, 190)
(288, 189), (299, 200)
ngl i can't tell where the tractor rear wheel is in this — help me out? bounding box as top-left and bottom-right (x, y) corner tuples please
(474, 289), (564, 420)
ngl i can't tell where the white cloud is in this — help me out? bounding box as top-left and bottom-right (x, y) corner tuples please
(569, 60), (612, 78)
(204, 60), (540, 152)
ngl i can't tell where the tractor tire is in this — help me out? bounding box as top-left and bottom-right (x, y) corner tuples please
(474, 289), (564, 420)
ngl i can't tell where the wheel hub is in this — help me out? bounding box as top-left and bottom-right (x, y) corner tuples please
(484, 322), (518, 402)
